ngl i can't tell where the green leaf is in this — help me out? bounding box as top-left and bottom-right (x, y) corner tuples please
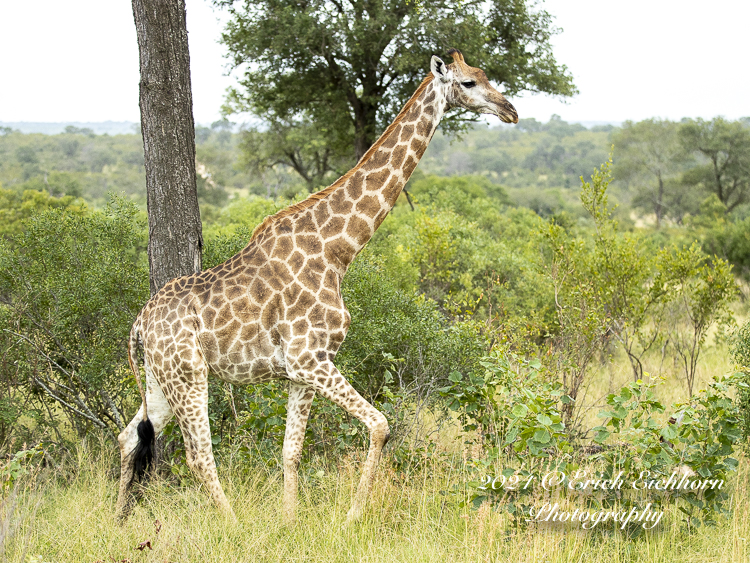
(536, 414), (552, 426)
(593, 429), (610, 444)
(449, 371), (463, 383)
(533, 429), (551, 444)
(660, 425), (677, 441)
(505, 426), (519, 444)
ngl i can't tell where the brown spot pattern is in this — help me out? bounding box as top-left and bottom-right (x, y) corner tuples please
(116, 62), (513, 524)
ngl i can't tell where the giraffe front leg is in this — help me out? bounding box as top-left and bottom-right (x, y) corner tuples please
(290, 358), (389, 523)
(282, 382), (316, 524)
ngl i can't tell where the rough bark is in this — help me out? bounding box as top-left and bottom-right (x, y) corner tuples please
(132, 0), (202, 469)
(132, 0), (202, 296)
(656, 175), (664, 229)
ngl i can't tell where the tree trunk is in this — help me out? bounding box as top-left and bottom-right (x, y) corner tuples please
(132, 0), (202, 469)
(132, 0), (203, 296)
(655, 174), (664, 229)
(353, 100), (378, 162)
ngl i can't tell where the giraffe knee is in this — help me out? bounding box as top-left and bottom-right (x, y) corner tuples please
(371, 413), (390, 447)
(282, 445), (302, 471)
(117, 426), (138, 458)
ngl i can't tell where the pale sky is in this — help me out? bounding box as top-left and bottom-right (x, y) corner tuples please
(0, 0), (748, 126)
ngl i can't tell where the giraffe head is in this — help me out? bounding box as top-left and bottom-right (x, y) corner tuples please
(430, 49), (518, 124)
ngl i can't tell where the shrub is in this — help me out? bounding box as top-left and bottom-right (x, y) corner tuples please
(0, 197), (148, 446)
(731, 321), (750, 446)
(463, 365), (742, 530)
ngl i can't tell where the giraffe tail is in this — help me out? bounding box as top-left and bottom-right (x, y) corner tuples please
(127, 317), (155, 483)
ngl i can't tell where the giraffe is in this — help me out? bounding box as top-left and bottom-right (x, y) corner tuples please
(115, 49), (518, 523)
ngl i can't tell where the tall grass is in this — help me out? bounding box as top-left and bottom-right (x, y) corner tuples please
(2, 342), (744, 562)
(3, 435), (748, 563)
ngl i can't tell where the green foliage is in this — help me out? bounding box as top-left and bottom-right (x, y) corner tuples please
(463, 367), (741, 530)
(730, 321), (750, 446)
(0, 198), (149, 443)
(538, 157), (735, 434)
(592, 374), (742, 527)
(238, 117), (352, 193)
(442, 349), (570, 457)
(0, 130), (146, 206)
(441, 349), (573, 520)
(612, 119), (691, 226)
(0, 126), (256, 209)
(0, 443), (44, 489)
(337, 252), (487, 436)
(680, 117), (750, 212)
(194, 121), (258, 201)
(656, 243), (736, 395)
(0, 187), (86, 239)
(420, 121), (610, 214)
(370, 174), (553, 324)
(541, 158), (657, 425)
(703, 212), (750, 279)
(219, 0), (576, 168)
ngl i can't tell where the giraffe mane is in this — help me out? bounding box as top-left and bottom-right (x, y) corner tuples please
(249, 73), (436, 241)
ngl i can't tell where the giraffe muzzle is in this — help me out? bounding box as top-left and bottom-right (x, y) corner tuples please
(496, 101), (519, 124)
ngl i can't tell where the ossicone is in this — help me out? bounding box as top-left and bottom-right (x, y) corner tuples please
(447, 48), (465, 64)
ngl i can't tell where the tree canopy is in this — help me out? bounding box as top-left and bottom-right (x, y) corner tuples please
(217, 0), (577, 182)
(613, 119), (690, 228)
(680, 117), (750, 213)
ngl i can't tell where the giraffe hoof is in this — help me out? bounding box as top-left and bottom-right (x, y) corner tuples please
(345, 505), (363, 524)
(282, 512), (297, 526)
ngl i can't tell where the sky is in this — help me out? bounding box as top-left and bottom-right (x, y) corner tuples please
(0, 0), (748, 126)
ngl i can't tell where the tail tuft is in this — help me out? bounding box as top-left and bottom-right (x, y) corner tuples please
(132, 418), (155, 483)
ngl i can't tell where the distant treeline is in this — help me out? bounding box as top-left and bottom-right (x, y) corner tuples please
(2, 115), (749, 230)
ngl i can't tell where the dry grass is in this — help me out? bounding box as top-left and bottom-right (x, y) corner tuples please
(1, 437), (747, 563)
(3, 346), (747, 562)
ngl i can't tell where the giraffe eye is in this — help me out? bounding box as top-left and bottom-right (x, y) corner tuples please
(461, 81), (476, 89)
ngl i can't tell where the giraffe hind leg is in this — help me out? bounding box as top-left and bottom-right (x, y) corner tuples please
(115, 366), (174, 521)
(282, 382), (316, 523)
(159, 362), (235, 518)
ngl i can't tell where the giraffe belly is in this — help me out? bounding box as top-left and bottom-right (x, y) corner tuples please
(212, 356), (283, 385)
(198, 330), (286, 385)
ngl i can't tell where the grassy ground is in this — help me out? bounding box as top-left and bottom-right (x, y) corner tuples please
(2, 438), (748, 563)
(2, 344), (745, 562)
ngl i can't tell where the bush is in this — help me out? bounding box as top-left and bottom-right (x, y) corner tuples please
(462, 354), (742, 530)
(0, 197), (148, 446)
(591, 374), (742, 527)
(731, 321), (750, 446)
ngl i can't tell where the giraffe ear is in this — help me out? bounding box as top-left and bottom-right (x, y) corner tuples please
(431, 56), (450, 82)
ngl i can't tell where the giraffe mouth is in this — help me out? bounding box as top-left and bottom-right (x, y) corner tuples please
(495, 101), (519, 124)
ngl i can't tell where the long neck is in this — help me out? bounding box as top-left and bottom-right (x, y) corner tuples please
(316, 76), (447, 273)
